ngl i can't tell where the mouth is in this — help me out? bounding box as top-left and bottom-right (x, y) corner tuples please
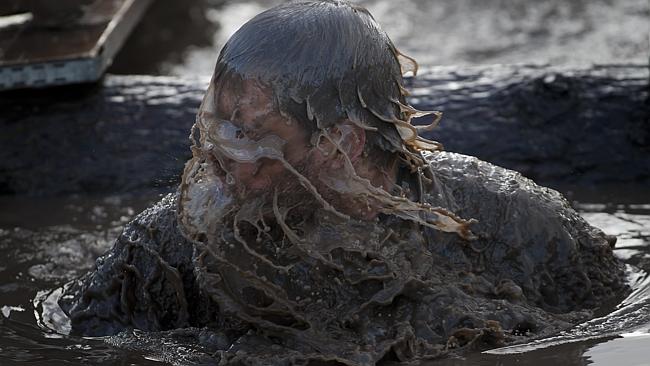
(208, 148), (276, 198)
(205, 149), (230, 182)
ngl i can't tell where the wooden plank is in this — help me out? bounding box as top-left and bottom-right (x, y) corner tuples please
(0, 0), (151, 91)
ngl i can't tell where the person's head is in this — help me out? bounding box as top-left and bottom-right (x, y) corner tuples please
(179, 0), (470, 240)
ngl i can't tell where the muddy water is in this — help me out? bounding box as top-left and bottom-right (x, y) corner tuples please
(0, 187), (648, 365)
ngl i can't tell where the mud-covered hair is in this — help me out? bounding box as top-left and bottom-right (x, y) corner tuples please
(210, 0), (441, 167)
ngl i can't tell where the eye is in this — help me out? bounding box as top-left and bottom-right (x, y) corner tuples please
(248, 131), (263, 140)
(232, 126), (262, 141)
(235, 128), (246, 140)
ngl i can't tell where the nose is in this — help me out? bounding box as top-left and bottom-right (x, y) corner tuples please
(230, 158), (282, 192)
(232, 162), (259, 179)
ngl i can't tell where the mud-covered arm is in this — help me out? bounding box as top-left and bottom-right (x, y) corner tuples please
(59, 193), (210, 336)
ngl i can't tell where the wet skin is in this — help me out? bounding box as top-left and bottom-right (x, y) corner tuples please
(214, 79), (310, 193)
(213, 78), (397, 219)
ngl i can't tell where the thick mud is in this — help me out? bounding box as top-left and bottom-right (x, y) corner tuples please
(54, 150), (627, 365)
(1, 187), (648, 365)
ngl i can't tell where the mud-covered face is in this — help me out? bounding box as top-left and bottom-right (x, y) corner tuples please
(178, 76), (475, 242)
(178, 78), (340, 240)
(212, 79), (312, 195)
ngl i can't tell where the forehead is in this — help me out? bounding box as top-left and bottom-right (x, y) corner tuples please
(215, 78), (276, 122)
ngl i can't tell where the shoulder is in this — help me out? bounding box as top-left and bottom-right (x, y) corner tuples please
(124, 192), (181, 242)
(422, 151), (625, 310)
(60, 192), (197, 335)
(424, 151), (572, 224)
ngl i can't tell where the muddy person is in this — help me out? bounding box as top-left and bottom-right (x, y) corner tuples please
(60, 1), (627, 364)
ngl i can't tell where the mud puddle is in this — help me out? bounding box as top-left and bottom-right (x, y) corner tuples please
(0, 187), (648, 365)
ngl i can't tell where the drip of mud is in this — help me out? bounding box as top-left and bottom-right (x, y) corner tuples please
(1, 188), (649, 365)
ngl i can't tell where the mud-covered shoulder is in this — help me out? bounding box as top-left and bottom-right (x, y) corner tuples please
(424, 151), (628, 313)
(59, 193), (219, 336)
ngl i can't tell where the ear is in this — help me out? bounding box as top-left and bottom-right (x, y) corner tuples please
(328, 120), (366, 167)
(340, 121), (366, 163)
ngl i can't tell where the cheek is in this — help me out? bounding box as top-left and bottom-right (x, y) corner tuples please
(233, 160), (286, 191)
(301, 142), (337, 174)
(231, 162), (257, 181)
(307, 147), (329, 166)
(274, 125), (311, 165)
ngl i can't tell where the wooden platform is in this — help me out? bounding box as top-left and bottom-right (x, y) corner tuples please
(0, 0), (151, 91)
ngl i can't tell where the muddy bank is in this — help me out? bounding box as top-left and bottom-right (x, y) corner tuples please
(0, 64), (648, 196)
(0, 76), (206, 195)
(408, 65), (650, 186)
